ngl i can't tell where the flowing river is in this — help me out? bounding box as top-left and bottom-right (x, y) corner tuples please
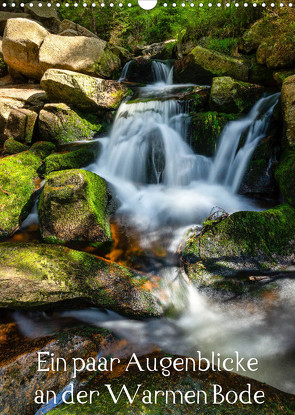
(13, 61), (295, 402)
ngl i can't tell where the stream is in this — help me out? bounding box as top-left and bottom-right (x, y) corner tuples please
(10, 61), (295, 400)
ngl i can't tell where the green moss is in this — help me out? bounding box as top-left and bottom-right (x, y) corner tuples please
(30, 141), (56, 160)
(49, 352), (295, 415)
(275, 150), (295, 208)
(0, 243), (163, 317)
(0, 151), (42, 238)
(44, 144), (99, 175)
(182, 204), (295, 287)
(190, 111), (238, 156)
(0, 56), (8, 77)
(94, 48), (121, 79)
(38, 169), (112, 245)
(3, 138), (29, 155)
(199, 37), (239, 56)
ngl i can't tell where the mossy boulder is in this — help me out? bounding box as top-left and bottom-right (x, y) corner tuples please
(0, 243), (164, 317)
(3, 137), (29, 155)
(190, 111), (239, 157)
(281, 75), (295, 147)
(40, 69), (129, 112)
(257, 39), (295, 70)
(210, 77), (264, 114)
(0, 151), (42, 238)
(174, 46), (249, 84)
(29, 141), (56, 160)
(3, 108), (38, 144)
(38, 169), (113, 246)
(142, 40), (177, 59)
(93, 47), (121, 79)
(38, 103), (102, 144)
(275, 150), (295, 208)
(50, 351), (295, 415)
(44, 143), (99, 175)
(239, 18), (279, 54)
(181, 204), (295, 291)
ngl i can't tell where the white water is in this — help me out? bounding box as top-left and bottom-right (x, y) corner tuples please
(21, 62), (295, 405)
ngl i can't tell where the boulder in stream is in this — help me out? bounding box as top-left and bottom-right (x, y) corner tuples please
(174, 46), (249, 84)
(210, 76), (264, 114)
(0, 151), (42, 238)
(3, 137), (29, 155)
(38, 169), (113, 246)
(38, 103), (103, 144)
(181, 204), (295, 293)
(0, 242), (164, 317)
(40, 69), (129, 112)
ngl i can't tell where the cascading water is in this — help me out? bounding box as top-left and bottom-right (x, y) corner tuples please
(22, 62), (295, 406)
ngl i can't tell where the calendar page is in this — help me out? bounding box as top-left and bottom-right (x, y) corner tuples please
(0, 1), (294, 414)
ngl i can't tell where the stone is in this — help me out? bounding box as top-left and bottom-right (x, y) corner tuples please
(39, 34), (107, 76)
(2, 18), (49, 80)
(275, 150), (295, 208)
(3, 108), (37, 144)
(40, 69), (129, 111)
(257, 39), (295, 70)
(174, 46), (249, 84)
(281, 75), (295, 146)
(29, 141), (56, 159)
(0, 242), (164, 317)
(38, 169), (113, 245)
(59, 19), (98, 38)
(181, 204), (295, 290)
(24, 1), (61, 33)
(190, 111), (239, 157)
(43, 143), (99, 175)
(141, 39), (177, 59)
(0, 12), (32, 36)
(0, 151), (42, 238)
(3, 137), (29, 154)
(239, 18), (279, 54)
(38, 103), (102, 144)
(209, 76), (264, 114)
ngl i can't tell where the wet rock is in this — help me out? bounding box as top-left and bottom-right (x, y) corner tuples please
(29, 141), (56, 159)
(281, 75), (295, 146)
(38, 103), (102, 144)
(0, 151), (42, 238)
(275, 150), (295, 208)
(181, 204), (295, 290)
(0, 325), (114, 415)
(24, 1), (61, 33)
(50, 351), (295, 415)
(2, 18), (49, 80)
(121, 57), (154, 84)
(40, 69), (129, 112)
(0, 242), (164, 317)
(3, 137), (29, 154)
(43, 144), (99, 175)
(174, 46), (249, 84)
(3, 108), (37, 144)
(38, 169), (113, 245)
(210, 76), (264, 114)
(190, 111), (239, 157)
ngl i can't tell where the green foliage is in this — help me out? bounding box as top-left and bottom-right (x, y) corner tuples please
(199, 37), (239, 56)
(57, 0), (262, 49)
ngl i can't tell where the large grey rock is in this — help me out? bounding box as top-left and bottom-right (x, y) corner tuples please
(24, 1), (61, 33)
(59, 19), (98, 38)
(40, 68), (129, 111)
(39, 34), (107, 76)
(2, 18), (49, 80)
(0, 12), (32, 36)
(4, 108), (37, 144)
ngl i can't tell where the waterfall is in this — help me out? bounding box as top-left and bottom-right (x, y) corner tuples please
(90, 61), (279, 229)
(209, 93), (280, 192)
(118, 61), (132, 82)
(119, 60), (174, 84)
